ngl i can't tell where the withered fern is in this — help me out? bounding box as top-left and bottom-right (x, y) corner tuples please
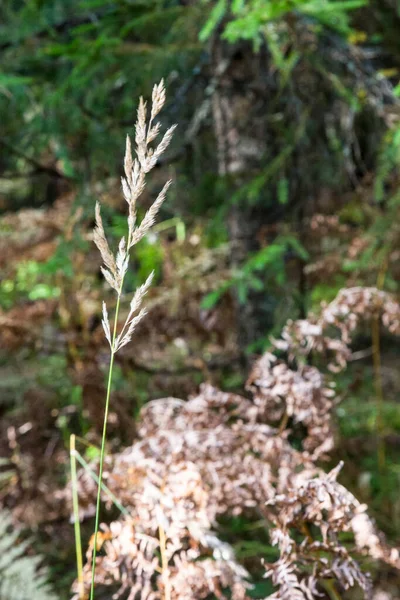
(70, 286), (400, 600)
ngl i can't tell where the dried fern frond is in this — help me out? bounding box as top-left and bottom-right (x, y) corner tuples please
(77, 520), (251, 600)
(264, 464), (373, 598)
(75, 255), (400, 600)
(273, 287), (400, 372)
(246, 352), (336, 459)
(74, 373), (400, 598)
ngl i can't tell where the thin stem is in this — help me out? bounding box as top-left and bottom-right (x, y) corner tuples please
(70, 434), (85, 600)
(89, 294), (121, 600)
(74, 435), (100, 451)
(111, 229), (134, 348)
(372, 312), (385, 473)
(374, 257), (388, 474)
(74, 450), (129, 516)
(278, 411), (289, 434)
(322, 579), (343, 600)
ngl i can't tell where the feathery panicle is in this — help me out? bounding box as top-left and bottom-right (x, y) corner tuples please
(113, 271), (154, 354)
(144, 125), (177, 173)
(93, 203), (117, 275)
(121, 160), (146, 230)
(132, 158), (146, 200)
(130, 180), (172, 248)
(124, 134), (133, 183)
(131, 158), (142, 191)
(147, 121), (161, 144)
(89, 80), (175, 600)
(95, 79), (175, 300)
(114, 308), (147, 353)
(115, 237), (128, 283)
(100, 267), (117, 292)
(129, 270), (154, 316)
(121, 175), (131, 204)
(101, 302), (112, 349)
(151, 79), (166, 121)
(93, 203), (119, 291)
(135, 98), (147, 167)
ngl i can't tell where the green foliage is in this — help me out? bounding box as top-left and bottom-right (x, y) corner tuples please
(37, 354), (89, 443)
(248, 580), (275, 598)
(199, 0), (228, 42)
(202, 234), (308, 308)
(0, 0), (202, 182)
(232, 113), (308, 207)
(200, 0), (367, 48)
(375, 126), (400, 202)
(38, 354), (83, 409)
(310, 279), (346, 307)
(0, 511), (57, 600)
(0, 458), (14, 490)
(0, 261), (61, 309)
(338, 189), (400, 293)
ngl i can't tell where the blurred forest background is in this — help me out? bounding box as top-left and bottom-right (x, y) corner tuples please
(1, 0), (400, 598)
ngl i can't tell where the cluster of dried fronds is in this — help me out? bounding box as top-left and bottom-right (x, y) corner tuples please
(273, 287), (400, 372)
(71, 280), (400, 598)
(249, 287), (400, 460)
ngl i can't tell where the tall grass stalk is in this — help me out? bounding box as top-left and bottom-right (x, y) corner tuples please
(88, 80), (175, 599)
(90, 300), (119, 600)
(70, 434), (84, 600)
(322, 580), (343, 600)
(374, 258), (388, 474)
(159, 523), (171, 600)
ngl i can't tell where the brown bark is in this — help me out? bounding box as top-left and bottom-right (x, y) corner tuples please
(210, 38), (273, 355)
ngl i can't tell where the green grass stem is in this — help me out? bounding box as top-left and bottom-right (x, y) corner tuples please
(74, 450), (129, 516)
(89, 294), (121, 600)
(70, 434), (85, 600)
